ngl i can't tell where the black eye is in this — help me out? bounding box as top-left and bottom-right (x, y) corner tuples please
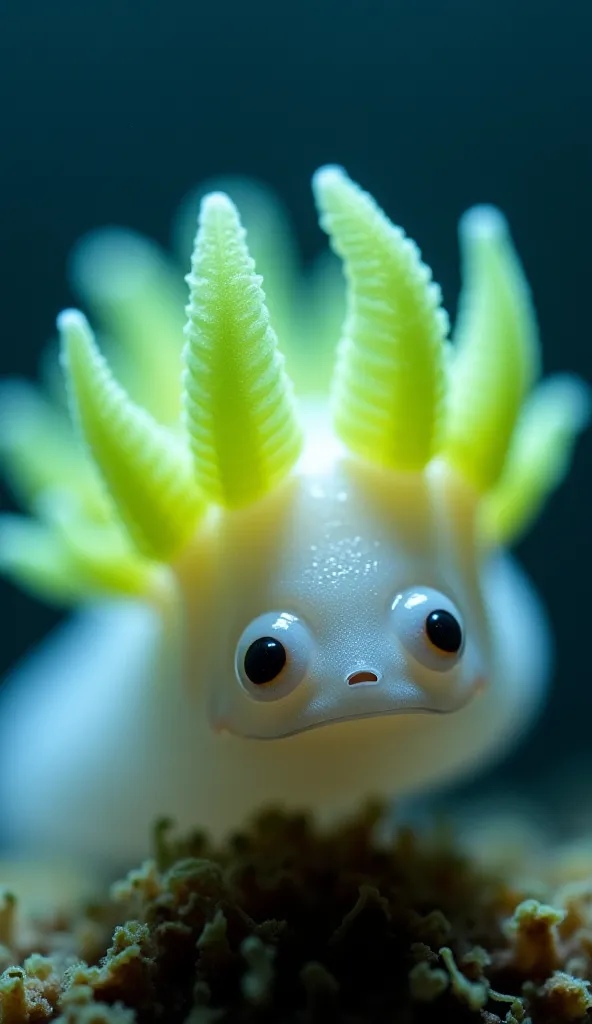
(425, 609), (463, 654)
(244, 637), (287, 685)
(236, 613), (313, 702)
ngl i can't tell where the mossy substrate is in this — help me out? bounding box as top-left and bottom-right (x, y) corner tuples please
(1, 804), (592, 1024)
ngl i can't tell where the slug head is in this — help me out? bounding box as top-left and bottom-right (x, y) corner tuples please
(197, 453), (490, 740)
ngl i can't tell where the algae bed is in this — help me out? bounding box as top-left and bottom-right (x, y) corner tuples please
(1, 803), (592, 1024)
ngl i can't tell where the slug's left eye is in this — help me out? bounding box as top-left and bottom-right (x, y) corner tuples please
(244, 637), (287, 685)
(391, 587), (465, 672)
(236, 612), (313, 702)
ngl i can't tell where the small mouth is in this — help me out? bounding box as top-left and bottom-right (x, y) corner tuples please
(347, 670), (379, 686)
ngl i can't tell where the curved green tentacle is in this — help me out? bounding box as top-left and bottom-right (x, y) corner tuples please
(313, 165), (449, 472)
(445, 205), (540, 492)
(60, 309), (204, 561)
(183, 191), (302, 508)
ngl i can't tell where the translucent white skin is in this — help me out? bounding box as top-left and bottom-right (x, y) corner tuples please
(0, 422), (551, 868)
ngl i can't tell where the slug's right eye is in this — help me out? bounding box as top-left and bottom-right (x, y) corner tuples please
(235, 612), (313, 702)
(391, 587), (465, 673)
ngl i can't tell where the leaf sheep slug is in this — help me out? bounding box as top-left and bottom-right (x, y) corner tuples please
(0, 166), (588, 867)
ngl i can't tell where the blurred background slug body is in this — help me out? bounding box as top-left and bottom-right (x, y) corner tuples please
(0, 166), (588, 866)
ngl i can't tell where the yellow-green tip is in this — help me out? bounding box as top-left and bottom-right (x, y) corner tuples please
(183, 191), (302, 508)
(59, 309), (204, 561)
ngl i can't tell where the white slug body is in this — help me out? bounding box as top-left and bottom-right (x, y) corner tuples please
(0, 407), (550, 865)
(0, 168), (583, 868)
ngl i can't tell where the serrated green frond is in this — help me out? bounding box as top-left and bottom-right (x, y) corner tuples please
(481, 375), (590, 545)
(183, 192), (302, 508)
(176, 177), (343, 398)
(59, 309), (204, 561)
(312, 165), (449, 472)
(0, 380), (109, 519)
(174, 176), (299, 350)
(445, 205), (540, 492)
(69, 229), (186, 424)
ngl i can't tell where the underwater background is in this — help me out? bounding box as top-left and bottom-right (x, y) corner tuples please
(0, 0), (591, 824)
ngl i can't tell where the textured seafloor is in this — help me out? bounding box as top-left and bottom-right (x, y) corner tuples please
(1, 804), (592, 1024)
